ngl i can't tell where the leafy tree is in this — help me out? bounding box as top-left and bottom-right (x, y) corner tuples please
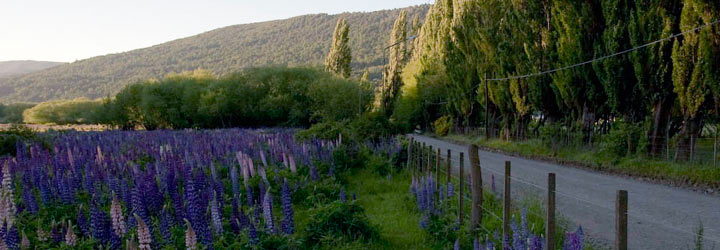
(628, 0), (679, 155)
(325, 18), (352, 78)
(551, 0), (605, 127)
(671, 0), (719, 159)
(375, 10), (408, 114)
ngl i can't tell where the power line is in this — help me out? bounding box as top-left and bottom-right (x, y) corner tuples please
(484, 18), (720, 82)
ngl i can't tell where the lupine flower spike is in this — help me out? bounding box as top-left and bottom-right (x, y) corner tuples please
(65, 221), (77, 247)
(20, 231), (29, 250)
(184, 219), (197, 250)
(110, 193), (126, 237)
(134, 214), (152, 250)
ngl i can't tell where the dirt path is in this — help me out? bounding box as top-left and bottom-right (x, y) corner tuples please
(410, 134), (720, 250)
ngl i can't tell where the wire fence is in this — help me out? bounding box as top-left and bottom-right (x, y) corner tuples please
(407, 138), (719, 250)
(449, 126), (720, 167)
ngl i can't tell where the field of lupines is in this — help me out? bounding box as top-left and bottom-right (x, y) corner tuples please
(0, 127), (593, 250)
(1, 128), (402, 249)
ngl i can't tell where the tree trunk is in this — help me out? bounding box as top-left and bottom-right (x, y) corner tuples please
(674, 117), (702, 161)
(648, 97), (674, 157)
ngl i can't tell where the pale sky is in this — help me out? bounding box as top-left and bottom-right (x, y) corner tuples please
(0, 0), (431, 62)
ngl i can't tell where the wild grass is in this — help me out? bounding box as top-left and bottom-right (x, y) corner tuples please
(444, 134), (720, 189)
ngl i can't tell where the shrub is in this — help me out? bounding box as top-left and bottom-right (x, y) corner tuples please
(0, 125), (39, 157)
(600, 120), (642, 157)
(302, 201), (379, 246)
(433, 116), (453, 136)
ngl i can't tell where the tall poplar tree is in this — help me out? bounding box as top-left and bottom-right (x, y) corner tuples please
(376, 10), (408, 114)
(628, 0), (679, 155)
(325, 18), (352, 78)
(551, 0), (605, 128)
(671, 0), (719, 159)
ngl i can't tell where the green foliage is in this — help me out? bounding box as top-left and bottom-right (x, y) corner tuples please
(325, 18), (353, 79)
(22, 98), (105, 125)
(0, 6), (429, 103)
(432, 115), (453, 136)
(0, 103), (35, 123)
(302, 201), (380, 247)
(600, 120), (643, 157)
(0, 124), (40, 157)
(104, 67), (370, 129)
(375, 10), (408, 114)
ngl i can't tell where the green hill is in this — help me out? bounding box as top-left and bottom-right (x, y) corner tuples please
(0, 5), (428, 103)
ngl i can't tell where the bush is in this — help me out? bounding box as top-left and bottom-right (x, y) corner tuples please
(601, 120), (642, 157)
(303, 201), (379, 246)
(433, 115), (453, 136)
(0, 125), (39, 157)
(22, 98), (104, 125)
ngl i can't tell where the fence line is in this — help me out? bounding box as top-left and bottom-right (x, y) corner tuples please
(406, 139), (718, 249)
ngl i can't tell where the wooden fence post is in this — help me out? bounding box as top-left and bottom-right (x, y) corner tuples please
(418, 142), (427, 175)
(458, 152), (464, 224)
(616, 190), (628, 250)
(406, 137), (414, 170)
(546, 173), (556, 250)
(446, 149), (451, 185)
(428, 146), (433, 175)
(503, 161), (511, 240)
(469, 144), (482, 228)
(435, 148), (440, 191)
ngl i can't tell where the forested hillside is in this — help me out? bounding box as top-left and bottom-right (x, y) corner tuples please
(0, 5), (428, 103)
(0, 61), (65, 78)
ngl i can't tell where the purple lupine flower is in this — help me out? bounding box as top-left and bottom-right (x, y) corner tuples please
(172, 186), (185, 223)
(230, 166), (239, 198)
(248, 221), (258, 245)
(258, 182), (266, 208)
(454, 238), (460, 250)
(309, 166), (319, 181)
(339, 188), (346, 202)
(474, 238), (482, 250)
(419, 215), (429, 229)
(512, 217), (526, 250)
(502, 233), (511, 250)
(521, 207), (529, 241)
(352, 192), (356, 201)
(562, 226), (584, 250)
(158, 206), (173, 247)
(129, 184), (147, 230)
(22, 188), (37, 214)
(486, 240), (495, 250)
(245, 185), (254, 208)
(76, 205), (89, 237)
(90, 201), (109, 244)
(230, 196), (241, 234)
(51, 224), (63, 243)
(262, 190), (275, 234)
(281, 180), (294, 235)
(210, 192), (223, 235)
(529, 235), (544, 250)
(447, 182), (454, 197)
(185, 178), (211, 249)
(5, 224), (18, 249)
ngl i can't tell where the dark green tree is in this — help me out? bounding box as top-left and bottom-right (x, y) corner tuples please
(376, 10), (408, 114)
(671, 0), (719, 159)
(628, 0), (679, 155)
(325, 18), (352, 78)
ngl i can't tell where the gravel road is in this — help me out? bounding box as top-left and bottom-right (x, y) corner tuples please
(409, 134), (720, 250)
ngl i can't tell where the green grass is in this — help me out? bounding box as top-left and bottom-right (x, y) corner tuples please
(443, 134), (720, 189)
(347, 169), (433, 250)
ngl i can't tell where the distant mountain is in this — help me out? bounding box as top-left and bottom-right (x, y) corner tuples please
(0, 5), (429, 103)
(0, 60), (65, 78)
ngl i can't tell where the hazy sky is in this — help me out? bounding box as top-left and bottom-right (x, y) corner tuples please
(0, 0), (431, 62)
